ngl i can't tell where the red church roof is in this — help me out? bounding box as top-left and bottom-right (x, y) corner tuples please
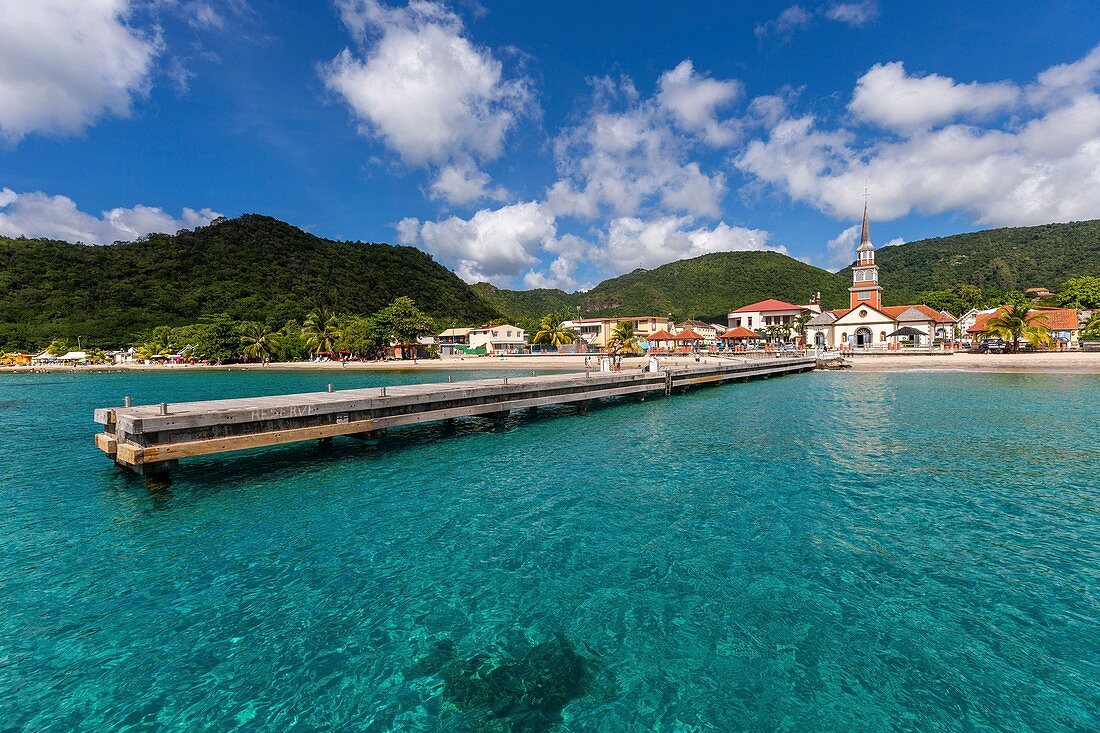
(731, 298), (803, 313)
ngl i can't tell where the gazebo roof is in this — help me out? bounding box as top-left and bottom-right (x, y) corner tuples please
(719, 326), (760, 340)
(646, 329), (675, 340)
(673, 328), (703, 341)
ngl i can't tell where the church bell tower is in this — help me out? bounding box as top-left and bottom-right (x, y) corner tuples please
(848, 197), (882, 310)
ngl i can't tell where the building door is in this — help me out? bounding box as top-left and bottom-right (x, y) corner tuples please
(814, 332), (825, 348)
(855, 327), (872, 347)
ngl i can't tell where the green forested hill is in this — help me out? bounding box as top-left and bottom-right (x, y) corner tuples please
(0, 215), (500, 349)
(577, 251), (850, 320)
(4, 214), (1098, 350)
(474, 251), (851, 323)
(850, 219), (1100, 305)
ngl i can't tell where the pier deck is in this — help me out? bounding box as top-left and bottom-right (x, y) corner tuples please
(93, 357), (815, 476)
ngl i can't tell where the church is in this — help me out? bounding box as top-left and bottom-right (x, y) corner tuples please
(805, 202), (957, 350)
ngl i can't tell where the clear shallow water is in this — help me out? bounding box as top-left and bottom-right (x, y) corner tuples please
(0, 368), (1097, 731)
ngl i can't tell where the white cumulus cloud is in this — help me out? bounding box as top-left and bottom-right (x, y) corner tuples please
(656, 60), (742, 145)
(850, 61), (1019, 131)
(397, 201), (556, 284)
(0, 0), (160, 142)
(547, 69), (733, 221)
(322, 0), (532, 205)
(0, 187), (221, 244)
(737, 45), (1100, 228)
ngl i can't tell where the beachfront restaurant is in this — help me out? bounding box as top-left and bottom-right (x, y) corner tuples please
(643, 329), (676, 354)
(671, 328), (704, 353)
(719, 326), (763, 351)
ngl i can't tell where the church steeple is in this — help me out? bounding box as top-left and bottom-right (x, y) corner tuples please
(849, 193), (882, 309)
(858, 197), (872, 251)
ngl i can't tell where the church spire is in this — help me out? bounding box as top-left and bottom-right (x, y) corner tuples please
(857, 189), (873, 251)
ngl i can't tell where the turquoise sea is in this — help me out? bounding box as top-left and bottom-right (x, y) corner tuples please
(0, 368), (1097, 731)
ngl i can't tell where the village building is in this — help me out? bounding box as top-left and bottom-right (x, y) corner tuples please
(804, 201), (958, 349)
(436, 327), (471, 356)
(968, 306), (1081, 348)
(727, 297), (821, 333)
(564, 315), (673, 349)
(468, 324), (527, 354)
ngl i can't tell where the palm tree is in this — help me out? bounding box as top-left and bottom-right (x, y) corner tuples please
(981, 304), (1053, 352)
(532, 315), (577, 347)
(302, 308), (342, 356)
(240, 323), (279, 363)
(608, 321), (640, 355)
(1083, 311), (1100, 339)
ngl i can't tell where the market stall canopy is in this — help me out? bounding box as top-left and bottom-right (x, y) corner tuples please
(887, 326), (927, 337)
(719, 327), (760, 340)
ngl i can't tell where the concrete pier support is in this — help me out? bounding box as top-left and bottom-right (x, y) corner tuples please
(576, 400), (592, 416)
(487, 410), (509, 429)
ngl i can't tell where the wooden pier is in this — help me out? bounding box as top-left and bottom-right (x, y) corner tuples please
(93, 357), (815, 477)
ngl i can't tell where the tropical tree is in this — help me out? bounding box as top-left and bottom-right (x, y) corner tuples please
(532, 314), (577, 347)
(1081, 311), (1100, 339)
(302, 308), (342, 356)
(980, 304), (1054, 352)
(240, 322), (279, 363)
(607, 321), (640, 355)
(382, 297), (437, 348)
(792, 313), (812, 344)
(1058, 276), (1100, 310)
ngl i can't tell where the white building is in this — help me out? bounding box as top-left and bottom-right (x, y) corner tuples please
(804, 201), (957, 349)
(468, 324), (527, 354)
(727, 299), (820, 332)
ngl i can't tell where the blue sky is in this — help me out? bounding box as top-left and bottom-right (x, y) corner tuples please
(1, 1), (1099, 290)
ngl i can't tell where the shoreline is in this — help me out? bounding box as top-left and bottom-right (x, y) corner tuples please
(4, 352), (1099, 375)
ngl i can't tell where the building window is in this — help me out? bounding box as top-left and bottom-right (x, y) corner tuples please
(732, 318), (741, 327)
(747, 317), (753, 327)
(857, 290), (871, 301)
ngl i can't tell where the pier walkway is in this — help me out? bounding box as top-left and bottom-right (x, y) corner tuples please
(94, 357), (815, 477)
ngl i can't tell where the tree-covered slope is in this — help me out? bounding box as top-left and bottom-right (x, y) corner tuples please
(474, 251), (849, 323)
(469, 283), (574, 324)
(0, 214), (500, 349)
(846, 219), (1100, 305)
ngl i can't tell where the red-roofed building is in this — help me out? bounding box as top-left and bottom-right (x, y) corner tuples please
(968, 307), (1081, 347)
(803, 200), (957, 350)
(727, 298), (820, 332)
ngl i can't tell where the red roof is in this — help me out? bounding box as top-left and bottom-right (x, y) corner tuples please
(646, 329), (675, 340)
(719, 327), (760, 340)
(673, 328), (703, 340)
(969, 307), (1079, 334)
(832, 304), (956, 323)
(731, 298), (803, 313)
